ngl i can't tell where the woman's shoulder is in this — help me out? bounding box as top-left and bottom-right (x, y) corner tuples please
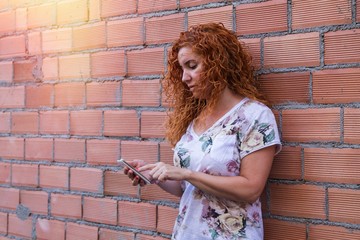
(237, 98), (274, 118)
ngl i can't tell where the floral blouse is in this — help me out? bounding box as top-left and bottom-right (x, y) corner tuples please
(172, 98), (281, 240)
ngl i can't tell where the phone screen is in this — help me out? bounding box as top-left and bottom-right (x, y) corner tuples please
(117, 159), (152, 184)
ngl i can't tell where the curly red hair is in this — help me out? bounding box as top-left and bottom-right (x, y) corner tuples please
(162, 22), (268, 146)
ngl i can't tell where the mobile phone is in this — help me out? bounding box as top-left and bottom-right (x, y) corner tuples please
(117, 159), (152, 185)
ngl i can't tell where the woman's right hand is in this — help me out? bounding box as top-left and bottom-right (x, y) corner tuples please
(123, 159), (148, 186)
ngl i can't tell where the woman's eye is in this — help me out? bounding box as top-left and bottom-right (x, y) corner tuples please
(189, 64), (197, 69)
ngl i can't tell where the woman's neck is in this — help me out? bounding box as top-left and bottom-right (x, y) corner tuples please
(193, 88), (244, 135)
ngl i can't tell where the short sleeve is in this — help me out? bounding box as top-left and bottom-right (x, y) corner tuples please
(239, 107), (281, 159)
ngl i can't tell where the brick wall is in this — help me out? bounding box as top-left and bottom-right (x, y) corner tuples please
(0, 0), (359, 239)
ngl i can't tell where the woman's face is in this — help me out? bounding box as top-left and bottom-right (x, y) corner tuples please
(178, 46), (205, 98)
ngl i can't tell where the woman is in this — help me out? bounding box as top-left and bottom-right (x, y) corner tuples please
(124, 23), (281, 240)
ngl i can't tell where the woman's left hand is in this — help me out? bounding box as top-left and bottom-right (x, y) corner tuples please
(138, 162), (191, 182)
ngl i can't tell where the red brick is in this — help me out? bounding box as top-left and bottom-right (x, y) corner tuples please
(259, 72), (310, 104)
(0, 112), (10, 133)
(40, 165), (68, 190)
(140, 111), (166, 138)
(121, 141), (158, 163)
(138, 0), (177, 14)
(127, 47), (165, 76)
(0, 61), (13, 83)
(358, 3), (360, 22)
(16, 8), (27, 31)
(104, 110), (139, 137)
(270, 146), (302, 180)
(264, 219), (306, 240)
(107, 17), (144, 47)
(86, 81), (120, 107)
(0, 188), (19, 210)
(292, 0), (351, 29)
(179, 0), (218, 8)
(305, 148), (360, 184)
(136, 234), (170, 240)
(87, 139), (120, 165)
(54, 82), (85, 107)
(13, 59), (37, 83)
(344, 108), (360, 144)
(70, 110), (102, 136)
(59, 54), (90, 80)
(118, 201), (156, 230)
(66, 222), (98, 240)
(157, 205), (178, 234)
(0, 212), (7, 234)
(42, 57), (58, 80)
(188, 6), (233, 30)
(57, 0), (88, 25)
(101, 0), (136, 17)
(236, 0), (287, 35)
(26, 84), (53, 108)
(0, 1), (9, 9)
(0, 10), (16, 34)
(83, 197), (117, 225)
(25, 138), (53, 161)
(27, 3), (56, 29)
(324, 29), (360, 65)
(39, 111), (69, 135)
(313, 68), (360, 104)
(240, 38), (261, 69)
(145, 14), (185, 45)
(12, 164), (38, 187)
(8, 214), (32, 239)
(42, 28), (72, 54)
(11, 111), (38, 135)
(0, 137), (24, 160)
(36, 219), (65, 240)
(73, 21), (106, 51)
(0, 86), (25, 108)
(260, 190), (267, 213)
(328, 188), (360, 224)
(282, 108), (340, 142)
(159, 142), (173, 165)
(270, 184), (326, 219)
(20, 190), (48, 214)
(122, 79), (160, 107)
(70, 167), (103, 193)
(54, 138), (85, 163)
(51, 193), (81, 219)
(0, 35), (26, 58)
(91, 50), (125, 78)
(89, 0), (100, 21)
(264, 32), (320, 68)
(0, 162), (11, 184)
(28, 31), (42, 55)
(141, 184), (180, 203)
(10, 1), (34, 8)
(99, 228), (134, 240)
(104, 171), (138, 197)
(309, 224), (360, 240)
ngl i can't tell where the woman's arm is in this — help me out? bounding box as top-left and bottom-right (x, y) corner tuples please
(140, 145), (275, 203)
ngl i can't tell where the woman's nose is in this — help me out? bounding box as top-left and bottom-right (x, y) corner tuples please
(182, 70), (190, 82)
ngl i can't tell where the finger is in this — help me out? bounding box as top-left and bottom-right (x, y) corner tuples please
(126, 169), (135, 180)
(151, 166), (166, 180)
(132, 176), (140, 186)
(138, 164), (155, 172)
(148, 163), (166, 175)
(158, 168), (168, 181)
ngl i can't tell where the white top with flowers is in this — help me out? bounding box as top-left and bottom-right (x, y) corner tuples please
(171, 98), (281, 240)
